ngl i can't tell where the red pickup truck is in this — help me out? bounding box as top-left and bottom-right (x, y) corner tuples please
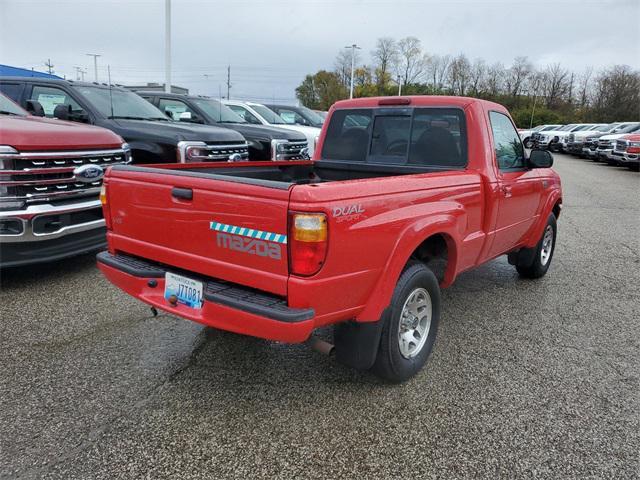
(97, 96), (562, 382)
(0, 92), (129, 267)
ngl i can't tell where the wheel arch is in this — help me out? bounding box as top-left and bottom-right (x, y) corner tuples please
(356, 218), (460, 322)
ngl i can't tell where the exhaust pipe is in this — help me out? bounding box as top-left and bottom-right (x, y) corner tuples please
(307, 336), (335, 356)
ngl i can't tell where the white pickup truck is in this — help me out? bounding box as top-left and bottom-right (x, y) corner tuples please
(519, 124), (561, 148)
(595, 123), (640, 163)
(223, 100), (321, 156)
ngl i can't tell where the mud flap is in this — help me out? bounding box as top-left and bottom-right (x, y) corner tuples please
(508, 247), (536, 268)
(334, 313), (386, 370)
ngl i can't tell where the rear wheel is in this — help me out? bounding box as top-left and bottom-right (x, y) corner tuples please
(371, 262), (440, 383)
(516, 214), (557, 279)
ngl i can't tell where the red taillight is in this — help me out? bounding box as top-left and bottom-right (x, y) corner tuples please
(100, 183), (112, 230)
(288, 212), (328, 276)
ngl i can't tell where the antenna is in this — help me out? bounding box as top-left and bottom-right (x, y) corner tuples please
(107, 65), (115, 119)
(218, 84), (222, 122)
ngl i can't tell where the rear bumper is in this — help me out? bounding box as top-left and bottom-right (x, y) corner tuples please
(96, 251), (315, 343)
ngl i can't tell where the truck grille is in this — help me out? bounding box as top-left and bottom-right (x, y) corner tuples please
(281, 141), (309, 160)
(597, 139), (612, 149)
(203, 142), (249, 161)
(615, 140), (628, 152)
(568, 134), (575, 143)
(0, 148), (129, 208)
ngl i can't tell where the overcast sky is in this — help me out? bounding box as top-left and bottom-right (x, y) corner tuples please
(1, 0), (638, 104)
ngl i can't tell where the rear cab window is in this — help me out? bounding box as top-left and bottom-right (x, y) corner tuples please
(321, 107), (467, 169)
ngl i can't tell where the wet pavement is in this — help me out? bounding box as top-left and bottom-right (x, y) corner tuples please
(1, 154), (638, 479)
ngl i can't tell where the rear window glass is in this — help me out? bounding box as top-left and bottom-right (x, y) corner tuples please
(321, 109), (372, 162)
(321, 107), (467, 168)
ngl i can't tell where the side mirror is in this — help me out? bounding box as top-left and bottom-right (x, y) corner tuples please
(528, 149), (553, 168)
(53, 104), (71, 121)
(25, 100), (45, 117)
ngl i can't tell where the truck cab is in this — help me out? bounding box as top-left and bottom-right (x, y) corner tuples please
(0, 77), (250, 164)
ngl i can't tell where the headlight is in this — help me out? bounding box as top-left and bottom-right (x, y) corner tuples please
(0, 146), (18, 170)
(271, 139), (288, 160)
(629, 141), (640, 147)
(121, 143), (133, 164)
(177, 140), (249, 162)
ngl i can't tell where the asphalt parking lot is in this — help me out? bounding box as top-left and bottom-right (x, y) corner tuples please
(1, 154), (638, 479)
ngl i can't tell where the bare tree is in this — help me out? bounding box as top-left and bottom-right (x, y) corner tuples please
(577, 67), (594, 109)
(448, 54), (472, 96)
(541, 63), (571, 108)
(371, 37), (399, 91)
(425, 54), (451, 91)
(396, 36), (426, 85)
(505, 56), (533, 103)
(469, 58), (486, 96)
(483, 62), (505, 96)
(592, 65), (640, 121)
(334, 49), (359, 87)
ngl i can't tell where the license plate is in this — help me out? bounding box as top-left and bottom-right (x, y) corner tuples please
(164, 272), (203, 309)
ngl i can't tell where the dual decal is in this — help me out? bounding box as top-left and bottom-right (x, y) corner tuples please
(211, 221), (286, 260)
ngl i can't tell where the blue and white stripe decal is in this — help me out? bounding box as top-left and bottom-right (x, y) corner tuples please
(210, 221), (287, 244)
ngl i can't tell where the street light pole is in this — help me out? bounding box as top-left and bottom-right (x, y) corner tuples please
(164, 0), (172, 93)
(344, 44), (361, 99)
(86, 53), (100, 82)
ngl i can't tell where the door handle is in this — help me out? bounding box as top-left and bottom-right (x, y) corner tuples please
(171, 187), (193, 200)
(501, 186), (512, 198)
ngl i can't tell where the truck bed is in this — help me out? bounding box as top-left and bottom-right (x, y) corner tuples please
(112, 160), (464, 189)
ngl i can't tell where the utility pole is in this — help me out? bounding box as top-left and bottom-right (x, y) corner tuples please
(226, 65), (231, 99)
(86, 53), (100, 81)
(44, 58), (54, 75)
(397, 74), (402, 96)
(164, 0), (171, 93)
(74, 66), (86, 81)
(344, 44), (361, 99)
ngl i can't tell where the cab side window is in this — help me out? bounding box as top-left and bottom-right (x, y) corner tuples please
(489, 111), (525, 170)
(228, 105), (261, 124)
(278, 108), (308, 126)
(30, 85), (83, 117)
(158, 98), (193, 120)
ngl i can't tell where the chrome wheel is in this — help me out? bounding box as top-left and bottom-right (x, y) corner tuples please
(540, 225), (554, 266)
(398, 287), (432, 359)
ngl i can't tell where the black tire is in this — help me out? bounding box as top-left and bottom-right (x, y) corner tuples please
(371, 262), (440, 383)
(516, 214), (557, 279)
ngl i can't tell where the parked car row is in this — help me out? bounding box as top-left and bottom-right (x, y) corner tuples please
(520, 121), (640, 170)
(0, 76), (325, 268)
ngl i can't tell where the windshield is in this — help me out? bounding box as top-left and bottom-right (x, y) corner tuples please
(541, 125), (560, 131)
(192, 98), (245, 123)
(73, 86), (168, 120)
(619, 123), (640, 133)
(252, 104), (285, 124)
(297, 106), (325, 127)
(0, 94), (27, 116)
(572, 125), (591, 132)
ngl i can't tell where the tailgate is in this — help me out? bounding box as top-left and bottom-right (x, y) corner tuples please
(105, 167), (291, 296)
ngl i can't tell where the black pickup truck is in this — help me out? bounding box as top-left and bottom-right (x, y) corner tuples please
(136, 92), (310, 161)
(0, 78), (249, 163)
